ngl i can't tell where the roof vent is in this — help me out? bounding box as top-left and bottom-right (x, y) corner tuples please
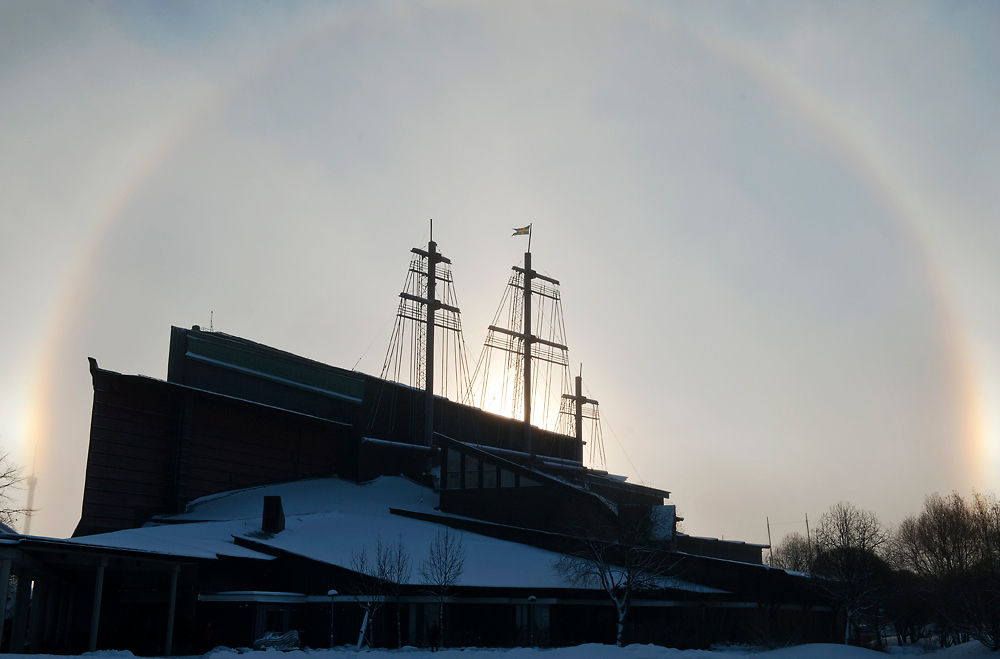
(262, 496), (285, 534)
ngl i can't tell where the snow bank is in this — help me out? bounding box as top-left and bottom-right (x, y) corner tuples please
(4, 640), (993, 659)
(202, 641), (993, 659)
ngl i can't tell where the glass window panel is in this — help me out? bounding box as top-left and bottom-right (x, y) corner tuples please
(464, 456), (479, 488)
(446, 449), (461, 489)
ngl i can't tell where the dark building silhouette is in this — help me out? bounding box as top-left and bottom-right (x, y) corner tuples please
(0, 242), (837, 654)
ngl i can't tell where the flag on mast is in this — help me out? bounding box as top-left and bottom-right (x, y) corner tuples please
(512, 225), (531, 236)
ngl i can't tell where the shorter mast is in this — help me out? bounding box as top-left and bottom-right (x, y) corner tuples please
(561, 366), (599, 464)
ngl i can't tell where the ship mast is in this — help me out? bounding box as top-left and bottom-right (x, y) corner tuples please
(404, 220), (459, 447)
(561, 367), (600, 464)
(484, 246), (568, 459)
(378, 219), (465, 449)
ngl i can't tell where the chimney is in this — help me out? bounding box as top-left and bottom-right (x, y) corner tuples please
(262, 496), (285, 534)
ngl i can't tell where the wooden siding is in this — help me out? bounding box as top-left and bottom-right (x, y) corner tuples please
(74, 362), (351, 537)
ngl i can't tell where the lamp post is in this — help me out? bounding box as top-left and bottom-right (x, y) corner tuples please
(528, 595), (536, 647)
(327, 590), (338, 649)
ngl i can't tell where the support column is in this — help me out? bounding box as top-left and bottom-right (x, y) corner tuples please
(408, 603), (417, 647)
(42, 580), (58, 652)
(164, 565), (179, 655)
(0, 557), (10, 653)
(89, 559), (106, 652)
(28, 578), (48, 654)
(64, 589), (74, 651)
(54, 586), (69, 651)
(9, 574), (30, 654)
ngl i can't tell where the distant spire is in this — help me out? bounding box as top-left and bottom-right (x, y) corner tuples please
(23, 446), (37, 535)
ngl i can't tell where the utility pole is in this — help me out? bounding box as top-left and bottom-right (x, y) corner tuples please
(766, 516), (773, 567)
(805, 512), (811, 562)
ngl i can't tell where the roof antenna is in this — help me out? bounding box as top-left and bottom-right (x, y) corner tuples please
(210, 310), (214, 332)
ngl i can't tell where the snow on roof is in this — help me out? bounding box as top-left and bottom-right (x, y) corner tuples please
(64, 476), (717, 592)
(168, 474), (437, 521)
(65, 518), (276, 560)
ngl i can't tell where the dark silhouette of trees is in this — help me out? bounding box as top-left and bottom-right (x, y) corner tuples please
(893, 491), (1000, 649)
(810, 502), (892, 645)
(0, 451), (28, 529)
(770, 532), (812, 572)
(765, 493), (1000, 650)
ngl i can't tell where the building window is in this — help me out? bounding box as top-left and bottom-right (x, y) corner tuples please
(520, 476), (540, 487)
(447, 449), (461, 489)
(482, 461), (497, 488)
(464, 456), (480, 488)
(500, 469), (515, 487)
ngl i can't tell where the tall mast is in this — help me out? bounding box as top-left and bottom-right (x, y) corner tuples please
(480, 229), (572, 460)
(398, 219), (459, 448)
(507, 252), (563, 458)
(424, 230), (438, 449)
(522, 250), (533, 456)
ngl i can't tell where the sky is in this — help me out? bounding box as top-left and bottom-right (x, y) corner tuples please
(1, 0), (999, 546)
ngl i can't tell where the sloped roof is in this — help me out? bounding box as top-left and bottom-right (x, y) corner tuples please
(64, 475), (720, 593)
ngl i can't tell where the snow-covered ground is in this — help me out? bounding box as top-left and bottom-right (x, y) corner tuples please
(3, 640), (993, 659)
(210, 643), (992, 659)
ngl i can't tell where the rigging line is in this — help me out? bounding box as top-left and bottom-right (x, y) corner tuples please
(385, 315), (403, 437)
(443, 325), (450, 399)
(353, 311), (395, 372)
(598, 408), (645, 485)
(470, 278), (513, 386)
(477, 342), (491, 410)
(482, 366), (521, 411)
(371, 297), (407, 428)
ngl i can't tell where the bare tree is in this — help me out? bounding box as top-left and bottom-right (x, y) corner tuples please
(0, 451), (28, 529)
(349, 544), (388, 648)
(894, 491), (1000, 649)
(811, 501), (892, 646)
(555, 518), (676, 646)
(419, 528), (465, 647)
(967, 491), (1000, 650)
(770, 532), (812, 572)
(385, 534), (412, 648)
(349, 536), (412, 648)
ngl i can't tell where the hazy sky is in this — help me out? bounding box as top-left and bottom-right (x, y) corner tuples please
(2, 1), (999, 545)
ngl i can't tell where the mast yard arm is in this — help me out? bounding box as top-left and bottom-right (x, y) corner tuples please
(399, 292), (460, 314)
(512, 265), (559, 286)
(487, 325), (568, 351)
